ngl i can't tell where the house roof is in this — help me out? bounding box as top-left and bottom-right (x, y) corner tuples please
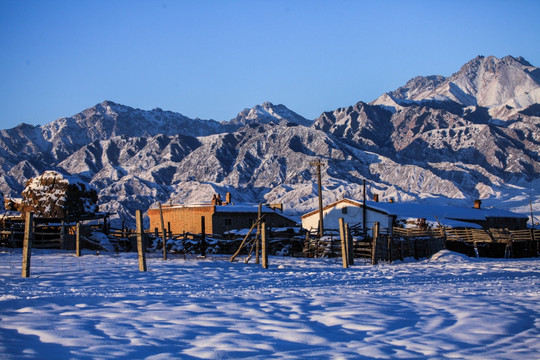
(158, 203), (298, 223)
(214, 204), (279, 214)
(214, 203), (298, 223)
(367, 201), (528, 221)
(300, 198), (394, 219)
(301, 198), (527, 226)
(162, 203), (280, 213)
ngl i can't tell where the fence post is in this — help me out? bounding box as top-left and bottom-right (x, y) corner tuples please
(11, 226), (15, 247)
(387, 232), (392, 262)
(255, 203), (262, 264)
(372, 222), (380, 265)
(76, 222), (81, 257)
(531, 229), (537, 257)
(339, 218), (348, 268)
(400, 236), (404, 261)
(261, 220), (268, 269)
(200, 216), (207, 257)
(304, 231), (310, 257)
(346, 223), (354, 266)
(158, 202), (167, 261)
(136, 210), (147, 272)
(60, 219), (65, 249)
(22, 212), (34, 278)
(315, 229), (320, 258)
(329, 234), (334, 258)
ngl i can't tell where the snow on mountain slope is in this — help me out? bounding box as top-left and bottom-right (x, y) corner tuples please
(41, 100), (226, 162)
(372, 55), (540, 120)
(0, 102), (226, 197)
(229, 102), (313, 127)
(53, 119), (536, 226)
(314, 99), (539, 182)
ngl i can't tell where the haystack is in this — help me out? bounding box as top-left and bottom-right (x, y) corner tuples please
(21, 171), (98, 219)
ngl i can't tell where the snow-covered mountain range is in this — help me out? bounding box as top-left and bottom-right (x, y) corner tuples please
(1, 55), (539, 226)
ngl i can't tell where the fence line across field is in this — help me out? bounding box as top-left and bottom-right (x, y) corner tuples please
(2, 211), (539, 278)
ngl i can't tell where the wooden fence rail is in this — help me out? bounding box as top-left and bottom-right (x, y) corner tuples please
(302, 226), (539, 263)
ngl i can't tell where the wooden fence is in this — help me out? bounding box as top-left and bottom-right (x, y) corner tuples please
(118, 229), (305, 256)
(303, 227), (445, 262)
(0, 223), (74, 249)
(302, 226), (540, 263)
(2, 216), (538, 261)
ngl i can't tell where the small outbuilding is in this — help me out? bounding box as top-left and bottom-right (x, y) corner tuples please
(148, 194), (297, 235)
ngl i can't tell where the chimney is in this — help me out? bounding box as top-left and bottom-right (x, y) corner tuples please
(373, 194), (379, 202)
(211, 194), (217, 205)
(474, 199), (482, 209)
(216, 194), (223, 206)
(269, 203), (283, 212)
(225, 192), (232, 205)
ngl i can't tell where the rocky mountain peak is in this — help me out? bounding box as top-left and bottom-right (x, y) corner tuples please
(229, 102), (312, 127)
(372, 55), (540, 119)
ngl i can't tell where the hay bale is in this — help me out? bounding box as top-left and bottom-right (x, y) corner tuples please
(21, 171), (98, 219)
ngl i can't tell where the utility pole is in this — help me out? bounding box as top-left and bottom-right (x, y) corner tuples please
(363, 179), (367, 236)
(310, 159), (325, 238)
(255, 203), (262, 264)
(531, 200), (535, 229)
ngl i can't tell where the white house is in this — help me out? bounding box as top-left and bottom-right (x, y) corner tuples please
(300, 199), (395, 232)
(301, 198), (529, 232)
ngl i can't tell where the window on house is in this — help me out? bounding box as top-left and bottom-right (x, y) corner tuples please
(224, 218), (232, 226)
(342, 207), (348, 214)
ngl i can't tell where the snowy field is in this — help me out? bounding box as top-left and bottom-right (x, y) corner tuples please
(0, 249), (539, 360)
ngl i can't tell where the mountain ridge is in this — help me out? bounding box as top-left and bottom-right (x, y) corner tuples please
(372, 55), (540, 120)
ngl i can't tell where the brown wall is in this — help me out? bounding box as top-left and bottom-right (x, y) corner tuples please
(148, 206), (215, 235)
(212, 212), (257, 234)
(484, 217), (528, 230)
(149, 206), (297, 235)
(212, 212), (296, 234)
(448, 216), (528, 230)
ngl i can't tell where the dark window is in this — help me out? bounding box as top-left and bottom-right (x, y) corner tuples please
(224, 218), (232, 226)
(342, 207), (348, 214)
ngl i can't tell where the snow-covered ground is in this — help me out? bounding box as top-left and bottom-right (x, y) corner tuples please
(0, 249), (539, 359)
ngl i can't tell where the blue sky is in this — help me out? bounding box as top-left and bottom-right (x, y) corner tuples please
(1, 0), (539, 129)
